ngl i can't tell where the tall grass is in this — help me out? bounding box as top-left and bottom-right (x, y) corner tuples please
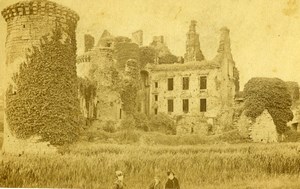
(2, 143), (300, 188)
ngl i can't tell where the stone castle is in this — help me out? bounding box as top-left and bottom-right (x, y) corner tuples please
(3, 0), (298, 154)
(77, 20), (239, 134)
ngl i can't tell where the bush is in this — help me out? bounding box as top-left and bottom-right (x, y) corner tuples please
(120, 115), (136, 130)
(114, 130), (141, 144)
(283, 129), (300, 142)
(102, 120), (116, 133)
(133, 112), (149, 131)
(149, 113), (176, 135)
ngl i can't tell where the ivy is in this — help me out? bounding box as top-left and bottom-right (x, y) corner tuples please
(6, 27), (81, 145)
(119, 60), (141, 115)
(243, 77), (293, 134)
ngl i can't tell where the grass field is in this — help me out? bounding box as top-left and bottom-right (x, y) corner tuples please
(1, 142), (300, 188)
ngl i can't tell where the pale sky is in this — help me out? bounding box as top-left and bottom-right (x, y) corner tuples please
(0, 0), (300, 91)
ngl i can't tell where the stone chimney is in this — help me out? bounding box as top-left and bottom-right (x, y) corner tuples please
(217, 27), (231, 54)
(132, 30), (143, 46)
(84, 34), (95, 52)
(184, 20), (204, 62)
(153, 36), (164, 44)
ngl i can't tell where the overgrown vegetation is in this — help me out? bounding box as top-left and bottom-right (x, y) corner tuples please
(5, 28), (81, 145)
(286, 81), (300, 103)
(243, 77), (293, 134)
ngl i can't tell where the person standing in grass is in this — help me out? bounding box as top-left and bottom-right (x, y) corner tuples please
(165, 170), (180, 189)
(148, 175), (163, 189)
(113, 170), (126, 189)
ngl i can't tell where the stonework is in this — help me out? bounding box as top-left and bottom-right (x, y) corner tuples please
(184, 20), (205, 62)
(250, 110), (278, 143)
(1, 0), (79, 154)
(76, 21), (239, 134)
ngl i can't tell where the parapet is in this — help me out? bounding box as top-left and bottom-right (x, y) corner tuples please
(1, 0), (79, 24)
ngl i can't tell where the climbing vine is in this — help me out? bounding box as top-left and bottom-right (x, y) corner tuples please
(243, 77), (293, 134)
(6, 27), (81, 145)
(119, 60), (141, 115)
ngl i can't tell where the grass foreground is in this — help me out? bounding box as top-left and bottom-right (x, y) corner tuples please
(2, 142), (300, 188)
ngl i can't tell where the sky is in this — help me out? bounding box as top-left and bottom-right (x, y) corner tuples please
(0, 0), (300, 91)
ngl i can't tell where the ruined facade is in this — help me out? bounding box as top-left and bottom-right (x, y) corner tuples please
(77, 20), (239, 134)
(1, 0), (79, 153)
(145, 23), (237, 134)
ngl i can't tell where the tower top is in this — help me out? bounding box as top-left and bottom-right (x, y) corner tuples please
(189, 20), (197, 32)
(1, 0), (79, 24)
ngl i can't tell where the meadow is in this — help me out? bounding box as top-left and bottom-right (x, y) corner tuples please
(2, 141), (300, 188)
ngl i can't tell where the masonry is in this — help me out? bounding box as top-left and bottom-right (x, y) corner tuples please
(77, 20), (239, 134)
(145, 24), (238, 134)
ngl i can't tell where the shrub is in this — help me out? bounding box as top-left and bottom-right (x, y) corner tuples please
(149, 113), (176, 135)
(283, 129), (300, 142)
(102, 120), (116, 133)
(159, 54), (178, 64)
(114, 130), (141, 144)
(133, 112), (149, 131)
(120, 115), (136, 130)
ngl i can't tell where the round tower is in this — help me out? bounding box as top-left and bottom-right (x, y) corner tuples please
(1, 0), (79, 154)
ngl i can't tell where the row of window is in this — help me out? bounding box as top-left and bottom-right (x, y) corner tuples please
(154, 98), (207, 114)
(154, 76), (207, 91)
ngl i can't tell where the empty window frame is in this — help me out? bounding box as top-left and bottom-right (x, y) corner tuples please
(183, 99), (189, 113)
(168, 99), (174, 113)
(183, 77), (189, 90)
(168, 78), (174, 91)
(155, 95), (158, 101)
(155, 82), (158, 88)
(200, 76), (207, 89)
(200, 98), (207, 112)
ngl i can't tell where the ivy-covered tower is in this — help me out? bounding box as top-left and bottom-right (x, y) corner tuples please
(1, 0), (79, 154)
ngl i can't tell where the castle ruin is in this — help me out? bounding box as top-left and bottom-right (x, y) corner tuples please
(77, 21), (239, 134)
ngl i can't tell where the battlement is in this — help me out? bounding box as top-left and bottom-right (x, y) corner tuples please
(1, 0), (79, 24)
(77, 54), (91, 64)
(76, 47), (113, 64)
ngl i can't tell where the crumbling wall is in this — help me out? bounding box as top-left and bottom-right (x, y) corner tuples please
(251, 110), (278, 143)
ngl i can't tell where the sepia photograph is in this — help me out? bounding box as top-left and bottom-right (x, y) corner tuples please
(0, 0), (300, 188)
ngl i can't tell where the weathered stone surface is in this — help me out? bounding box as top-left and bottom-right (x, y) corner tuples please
(184, 20), (205, 62)
(250, 110), (278, 143)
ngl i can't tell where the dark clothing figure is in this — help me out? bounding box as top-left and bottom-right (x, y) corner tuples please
(165, 177), (180, 189)
(113, 180), (126, 189)
(149, 180), (163, 189)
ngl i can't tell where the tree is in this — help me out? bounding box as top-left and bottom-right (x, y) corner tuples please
(243, 77), (293, 134)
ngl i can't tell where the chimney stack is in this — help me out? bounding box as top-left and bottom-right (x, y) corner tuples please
(84, 34), (95, 52)
(132, 30), (143, 46)
(217, 27), (231, 54)
(184, 20), (204, 62)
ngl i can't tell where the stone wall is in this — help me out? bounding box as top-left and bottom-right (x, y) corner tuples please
(148, 61), (226, 133)
(250, 110), (278, 143)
